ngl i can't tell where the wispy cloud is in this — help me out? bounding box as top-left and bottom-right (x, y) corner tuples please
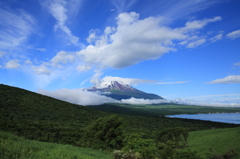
(154, 81), (190, 84)
(5, 59), (20, 69)
(209, 34), (223, 42)
(121, 96), (240, 107)
(25, 59), (32, 64)
(32, 65), (51, 75)
(102, 76), (155, 85)
(42, 0), (82, 46)
(0, 51), (5, 57)
(50, 51), (75, 68)
(160, 0), (223, 20)
(206, 75), (240, 84)
(90, 70), (103, 84)
(234, 62), (240, 66)
(187, 39), (206, 48)
(110, 0), (138, 14)
(172, 98), (240, 107)
(183, 16), (222, 30)
(0, 5), (36, 50)
(36, 48), (46, 52)
(226, 30), (240, 39)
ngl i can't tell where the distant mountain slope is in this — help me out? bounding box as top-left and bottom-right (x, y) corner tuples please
(87, 81), (164, 100)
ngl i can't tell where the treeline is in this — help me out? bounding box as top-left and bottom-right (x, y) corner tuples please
(1, 84), (239, 158)
(79, 115), (202, 159)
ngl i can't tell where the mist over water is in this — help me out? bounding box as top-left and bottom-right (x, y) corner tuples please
(167, 113), (240, 124)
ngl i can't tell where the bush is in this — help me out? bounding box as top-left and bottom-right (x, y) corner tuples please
(122, 133), (157, 159)
(80, 115), (124, 150)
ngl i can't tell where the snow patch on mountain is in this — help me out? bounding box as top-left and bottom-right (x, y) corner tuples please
(88, 81), (141, 92)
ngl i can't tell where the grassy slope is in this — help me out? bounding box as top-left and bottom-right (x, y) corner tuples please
(187, 127), (240, 158)
(1, 84), (240, 158)
(0, 131), (113, 159)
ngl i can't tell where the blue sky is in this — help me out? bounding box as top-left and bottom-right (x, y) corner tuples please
(0, 0), (240, 106)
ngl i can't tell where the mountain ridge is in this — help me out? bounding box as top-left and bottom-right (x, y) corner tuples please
(87, 81), (164, 100)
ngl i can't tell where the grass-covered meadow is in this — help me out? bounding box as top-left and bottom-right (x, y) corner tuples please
(187, 127), (240, 158)
(0, 131), (113, 159)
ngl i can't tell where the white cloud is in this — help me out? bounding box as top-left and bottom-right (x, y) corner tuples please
(50, 51), (75, 67)
(121, 97), (169, 105)
(0, 51), (5, 57)
(121, 97), (240, 107)
(154, 81), (190, 84)
(178, 41), (187, 45)
(171, 98), (240, 107)
(25, 59), (32, 64)
(77, 12), (186, 69)
(88, 72), (156, 85)
(183, 16), (222, 30)
(234, 62), (240, 66)
(77, 65), (92, 72)
(44, 0), (80, 45)
(32, 65), (51, 75)
(90, 70), (103, 84)
(0, 6), (35, 49)
(38, 88), (117, 106)
(77, 12), (222, 69)
(226, 30), (240, 39)
(121, 97), (170, 105)
(206, 75), (240, 84)
(86, 29), (99, 43)
(5, 59), (20, 69)
(110, 0), (137, 14)
(210, 34), (223, 42)
(186, 94), (240, 99)
(161, 0), (223, 20)
(102, 76), (155, 85)
(187, 39), (206, 48)
(37, 88), (240, 107)
(36, 48), (46, 52)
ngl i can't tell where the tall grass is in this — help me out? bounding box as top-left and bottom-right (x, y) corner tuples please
(0, 131), (113, 159)
(187, 127), (240, 158)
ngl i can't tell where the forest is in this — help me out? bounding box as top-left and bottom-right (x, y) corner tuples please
(1, 84), (240, 159)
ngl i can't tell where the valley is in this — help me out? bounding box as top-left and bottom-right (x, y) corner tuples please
(1, 84), (240, 159)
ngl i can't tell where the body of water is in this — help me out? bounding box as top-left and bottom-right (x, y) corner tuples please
(167, 113), (240, 124)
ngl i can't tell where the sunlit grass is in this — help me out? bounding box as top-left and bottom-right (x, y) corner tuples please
(187, 127), (240, 158)
(0, 131), (113, 159)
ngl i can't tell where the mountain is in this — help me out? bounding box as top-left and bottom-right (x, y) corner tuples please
(87, 81), (164, 100)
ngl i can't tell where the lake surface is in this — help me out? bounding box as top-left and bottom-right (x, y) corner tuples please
(167, 113), (240, 124)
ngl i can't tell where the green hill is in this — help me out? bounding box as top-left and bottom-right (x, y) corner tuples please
(1, 83), (240, 155)
(187, 127), (240, 158)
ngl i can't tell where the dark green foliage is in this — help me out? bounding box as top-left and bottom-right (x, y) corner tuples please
(206, 148), (236, 159)
(1, 83), (238, 148)
(1, 84), (240, 158)
(156, 127), (189, 148)
(122, 133), (157, 159)
(80, 115), (124, 150)
(171, 150), (203, 159)
(92, 103), (240, 117)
